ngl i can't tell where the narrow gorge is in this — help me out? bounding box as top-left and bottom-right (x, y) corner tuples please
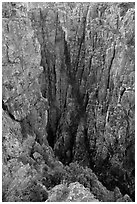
(2, 2), (135, 202)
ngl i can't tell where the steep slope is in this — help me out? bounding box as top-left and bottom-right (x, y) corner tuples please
(2, 2), (135, 201)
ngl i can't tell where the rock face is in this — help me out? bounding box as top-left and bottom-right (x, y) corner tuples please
(2, 3), (48, 144)
(2, 3), (54, 202)
(2, 2), (134, 202)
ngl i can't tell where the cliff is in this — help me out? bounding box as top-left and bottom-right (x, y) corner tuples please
(2, 2), (135, 202)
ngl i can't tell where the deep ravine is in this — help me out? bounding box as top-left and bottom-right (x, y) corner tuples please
(2, 2), (135, 202)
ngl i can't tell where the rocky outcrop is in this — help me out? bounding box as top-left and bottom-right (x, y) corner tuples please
(46, 181), (132, 202)
(47, 182), (99, 202)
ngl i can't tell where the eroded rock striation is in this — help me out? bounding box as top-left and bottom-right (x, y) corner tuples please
(2, 2), (134, 202)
